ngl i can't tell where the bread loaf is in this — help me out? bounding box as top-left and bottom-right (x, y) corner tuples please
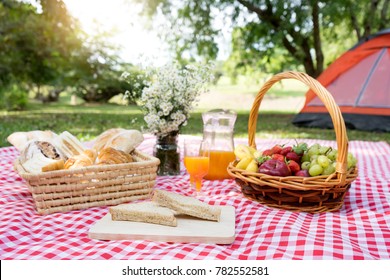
(93, 128), (143, 153)
(7, 130), (58, 151)
(152, 189), (222, 222)
(92, 128), (125, 151)
(20, 140), (66, 173)
(19, 140), (65, 163)
(109, 201), (177, 227)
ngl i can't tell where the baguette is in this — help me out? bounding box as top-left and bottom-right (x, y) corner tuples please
(92, 128), (125, 151)
(93, 129), (144, 154)
(109, 201), (177, 227)
(152, 189), (222, 222)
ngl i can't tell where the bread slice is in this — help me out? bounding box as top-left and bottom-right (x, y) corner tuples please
(109, 201), (177, 227)
(152, 189), (222, 222)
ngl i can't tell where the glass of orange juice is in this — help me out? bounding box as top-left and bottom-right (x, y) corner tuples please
(183, 139), (210, 195)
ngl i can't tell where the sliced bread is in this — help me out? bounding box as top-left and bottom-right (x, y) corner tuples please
(152, 189), (222, 222)
(109, 201), (177, 227)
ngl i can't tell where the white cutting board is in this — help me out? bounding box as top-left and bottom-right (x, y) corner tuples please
(89, 206), (236, 244)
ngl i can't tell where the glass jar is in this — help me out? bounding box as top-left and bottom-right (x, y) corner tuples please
(153, 131), (180, 176)
(202, 109), (237, 180)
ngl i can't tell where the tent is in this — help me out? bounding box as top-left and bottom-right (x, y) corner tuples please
(292, 29), (390, 132)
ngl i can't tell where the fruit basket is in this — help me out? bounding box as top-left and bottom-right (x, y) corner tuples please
(14, 150), (160, 215)
(227, 71), (358, 213)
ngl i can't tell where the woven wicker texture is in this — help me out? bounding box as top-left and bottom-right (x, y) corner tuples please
(14, 150), (160, 215)
(227, 71), (358, 213)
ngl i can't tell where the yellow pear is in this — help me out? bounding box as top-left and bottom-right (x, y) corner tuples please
(245, 160), (258, 172)
(236, 157), (253, 170)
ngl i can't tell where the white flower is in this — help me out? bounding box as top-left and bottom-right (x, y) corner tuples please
(123, 60), (214, 137)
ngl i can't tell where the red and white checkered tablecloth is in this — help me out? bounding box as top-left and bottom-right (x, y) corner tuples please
(1, 135), (389, 260)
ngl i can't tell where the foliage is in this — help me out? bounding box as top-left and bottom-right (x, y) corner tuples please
(0, 0), (131, 106)
(123, 61), (215, 136)
(0, 83), (28, 111)
(136, 0), (389, 78)
(0, 0), (81, 96)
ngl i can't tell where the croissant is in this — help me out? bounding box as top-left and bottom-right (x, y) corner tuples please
(97, 147), (133, 165)
(64, 149), (97, 169)
(42, 159), (65, 172)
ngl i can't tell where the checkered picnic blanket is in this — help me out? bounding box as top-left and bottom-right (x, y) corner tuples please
(1, 135), (389, 259)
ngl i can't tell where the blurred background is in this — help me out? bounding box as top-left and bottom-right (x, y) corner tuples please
(1, 0), (389, 145)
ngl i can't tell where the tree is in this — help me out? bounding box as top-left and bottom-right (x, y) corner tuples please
(0, 0), (83, 101)
(0, 0), (135, 107)
(136, 0), (389, 78)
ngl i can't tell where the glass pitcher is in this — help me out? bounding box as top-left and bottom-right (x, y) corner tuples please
(202, 109), (237, 180)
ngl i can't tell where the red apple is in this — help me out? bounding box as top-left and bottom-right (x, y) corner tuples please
(258, 159), (292, 177)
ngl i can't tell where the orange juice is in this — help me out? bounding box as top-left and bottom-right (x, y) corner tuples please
(184, 156), (210, 191)
(204, 150), (236, 180)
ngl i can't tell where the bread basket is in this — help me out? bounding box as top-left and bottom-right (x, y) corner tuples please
(227, 71), (358, 213)
(14, 150), (160, 215)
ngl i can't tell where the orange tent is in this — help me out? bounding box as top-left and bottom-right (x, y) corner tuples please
(293, 29), (390, 132)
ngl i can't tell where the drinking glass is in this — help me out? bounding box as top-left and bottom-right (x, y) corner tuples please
(183, 139), (210, 195)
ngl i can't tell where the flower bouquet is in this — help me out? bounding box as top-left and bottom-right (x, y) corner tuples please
(124, 61), (214, 175)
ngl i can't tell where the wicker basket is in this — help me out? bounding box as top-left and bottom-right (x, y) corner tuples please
(14, 150), (160, 215)
(227, 71), (358, 213)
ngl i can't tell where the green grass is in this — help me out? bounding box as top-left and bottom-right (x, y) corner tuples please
(1, 100), (389, 148)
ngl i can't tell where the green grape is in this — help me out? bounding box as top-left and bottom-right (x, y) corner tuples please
(310, 154), (319, 161)
(311, 143), (321, 149)
(317, 155), (330, 167)
(307, 146), (319, 157)
(347, 152), (357, 168)
(309, 164), (323, 176)
(327, 149), (337, 161)
(322, 164), (336, 175)
(301, 161), (311, 170)
(301, 153), (310, 162)
(310, 159), (318, 168)
(319, 146), (331, 155)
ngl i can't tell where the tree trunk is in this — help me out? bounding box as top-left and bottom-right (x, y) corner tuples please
(363, 0), (380, 38)
(312, 0), (324, 77)
(380, 0), (389, 29)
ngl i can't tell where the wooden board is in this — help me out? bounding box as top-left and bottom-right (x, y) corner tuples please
(88, 206), (236, 244)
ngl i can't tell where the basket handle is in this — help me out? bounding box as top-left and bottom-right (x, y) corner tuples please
(248, 71), (349, 181)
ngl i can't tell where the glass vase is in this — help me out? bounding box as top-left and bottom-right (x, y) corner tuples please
(153, 131), (180, 176)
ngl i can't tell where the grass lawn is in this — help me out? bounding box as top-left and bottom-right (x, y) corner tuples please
(1, 99), (389, 148)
